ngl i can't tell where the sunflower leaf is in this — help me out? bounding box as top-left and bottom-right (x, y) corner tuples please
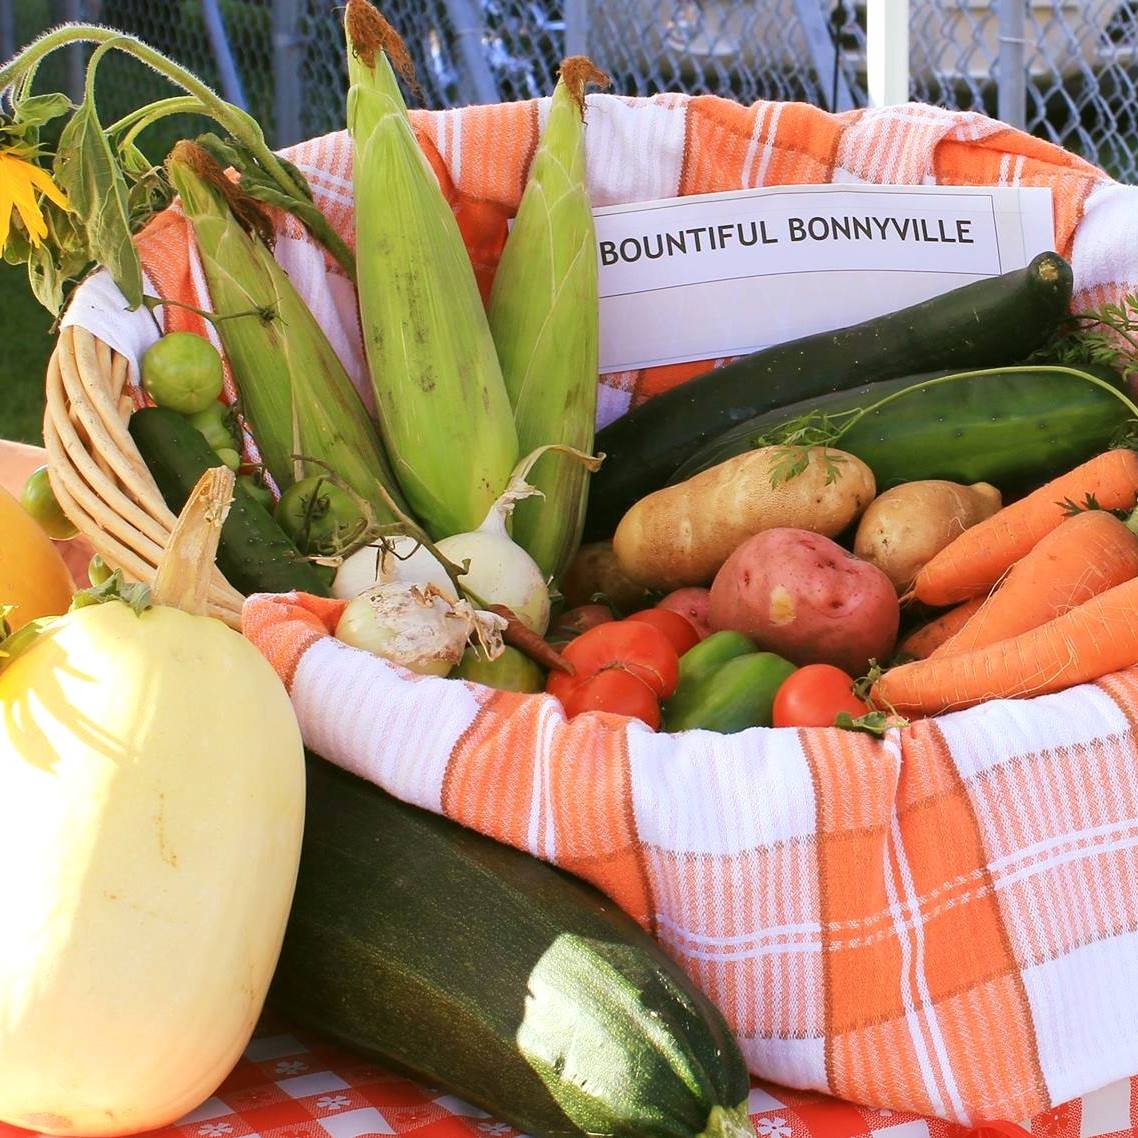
(12, 91), (72, 135)
(52, 45), (143, 309)
(21, 195), (89, 314)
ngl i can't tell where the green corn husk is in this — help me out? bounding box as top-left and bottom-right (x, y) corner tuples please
(166, 142), (406, 528)
(345, 0), (518, 540)
(488, 58), (608, 584)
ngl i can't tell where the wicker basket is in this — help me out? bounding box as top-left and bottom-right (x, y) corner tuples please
(43, 325), (245, 628)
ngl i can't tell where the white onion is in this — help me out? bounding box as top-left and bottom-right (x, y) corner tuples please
(335, 582), (505, 676)
(435, 484), (550, 635)
(333, 537), (453, 600)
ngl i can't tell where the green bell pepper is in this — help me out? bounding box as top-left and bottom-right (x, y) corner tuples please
(664, 630), (796, 733)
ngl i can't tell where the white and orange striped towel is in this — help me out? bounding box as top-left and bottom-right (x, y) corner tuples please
(63, 93), (1138, 1124)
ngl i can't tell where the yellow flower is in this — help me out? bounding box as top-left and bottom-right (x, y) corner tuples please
(0, 151), (69, 250)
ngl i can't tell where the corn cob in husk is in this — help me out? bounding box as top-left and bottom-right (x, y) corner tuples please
(345, 0), (518, 540)
(166, 142), (405, 527)
(488, 58), (608, 584)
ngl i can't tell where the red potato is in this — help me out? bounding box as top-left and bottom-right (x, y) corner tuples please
(550, 603), (615, 643)
(709, 528), (899, 676)
(656, 587), (712, 639)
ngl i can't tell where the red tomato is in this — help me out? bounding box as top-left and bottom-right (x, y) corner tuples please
(546, 619), (680, 709)
(626, 608), (701, 656)
(771, 664), (870, 728)
(549, 603), (614, 642)
(562, 669), (661, 729)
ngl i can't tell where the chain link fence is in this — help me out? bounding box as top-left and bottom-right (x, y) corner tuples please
(3, 0), (1137, 180)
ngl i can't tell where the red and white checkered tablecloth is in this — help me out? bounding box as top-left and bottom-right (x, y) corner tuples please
(3, 1018), (1135, 1138)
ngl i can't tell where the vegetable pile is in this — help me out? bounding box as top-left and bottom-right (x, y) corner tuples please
(8, 3), (1138, 1135)
(5, 4), (1138, 730)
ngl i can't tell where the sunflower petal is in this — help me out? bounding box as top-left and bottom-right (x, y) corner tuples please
(23, 161), (70, 210)
(8, 169), (49, 246)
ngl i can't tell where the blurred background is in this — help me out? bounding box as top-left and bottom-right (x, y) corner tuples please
(5, 0), (1137, 174)
(2, 0), (1136, 441)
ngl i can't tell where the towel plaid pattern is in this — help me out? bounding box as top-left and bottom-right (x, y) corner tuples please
(60, 93), (1138, 1125)
(239, 592), (1138, 1125)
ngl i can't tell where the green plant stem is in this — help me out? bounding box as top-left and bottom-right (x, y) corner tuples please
(1, 26), (276, 176)
(142, 293), (275, 326)
(0, 24), (354, 279)
(110, 96), (208, 148)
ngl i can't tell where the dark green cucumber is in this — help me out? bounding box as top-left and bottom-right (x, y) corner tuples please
(129, 406), (332, 597)
(584, 252), (1074, 539)
(671, 365), (1135, 491)
(272, 754), (754, 1138)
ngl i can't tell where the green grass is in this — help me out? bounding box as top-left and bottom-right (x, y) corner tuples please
(2, 0), (67, 445)
(0, 263), (54, 445)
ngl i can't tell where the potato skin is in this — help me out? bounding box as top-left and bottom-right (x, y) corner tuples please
(853, 480), (1002, 593)
(560, 541), (653, 611)
(709, 528), (899, 675)
(613, 447), (875, 591)
(657, 587), (712, 639)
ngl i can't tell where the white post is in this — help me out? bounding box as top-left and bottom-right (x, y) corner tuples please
(867, 0), (910, 107)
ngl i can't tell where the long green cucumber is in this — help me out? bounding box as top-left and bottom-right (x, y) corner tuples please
(272, 755), (755, 1138)
(670, 365), (1136, 491)
(584, 252), (1074, 538)
(129, 406), (332, 597)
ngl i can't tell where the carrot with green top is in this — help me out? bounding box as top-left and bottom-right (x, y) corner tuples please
(873, 572), (1138, 717)
(933, 509), (1138, 657)
(912, 449), (1138, 607)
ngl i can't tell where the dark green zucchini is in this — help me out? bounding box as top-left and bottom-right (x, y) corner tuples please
(670, 364), (1135, 492)
(272, 755), (754, 1138)
(584, 252), (1074, 539)
(129, 406), (332, 597)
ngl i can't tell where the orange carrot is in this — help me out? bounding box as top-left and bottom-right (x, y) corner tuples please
(898, 597), (986, 659)
(872, 573), (1138, 717)
(489, 604), (575, 675)
(912, 450), (1138, 607)
(933, 509), (1138, 657)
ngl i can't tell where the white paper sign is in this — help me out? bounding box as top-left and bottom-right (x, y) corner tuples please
(593, 184), (1055, 374)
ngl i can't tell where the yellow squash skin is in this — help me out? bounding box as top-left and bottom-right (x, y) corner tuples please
(0, 601), (305, 1136)
(0, 484), (74, 630)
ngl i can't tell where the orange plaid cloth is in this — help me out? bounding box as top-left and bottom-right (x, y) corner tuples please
(59, 94), (1138, 1125)
(240, 592), (1138, 1125)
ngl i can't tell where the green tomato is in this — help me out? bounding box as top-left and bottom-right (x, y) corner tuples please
(214, 447), (241, 471)
(275, 475), (365, 555)
(186, 402), (237, 452)
(141, 331), (224, 415)
(19, 465), (77, 540)
(453, 645), (544, 692)
(238, 473), (275, 512)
